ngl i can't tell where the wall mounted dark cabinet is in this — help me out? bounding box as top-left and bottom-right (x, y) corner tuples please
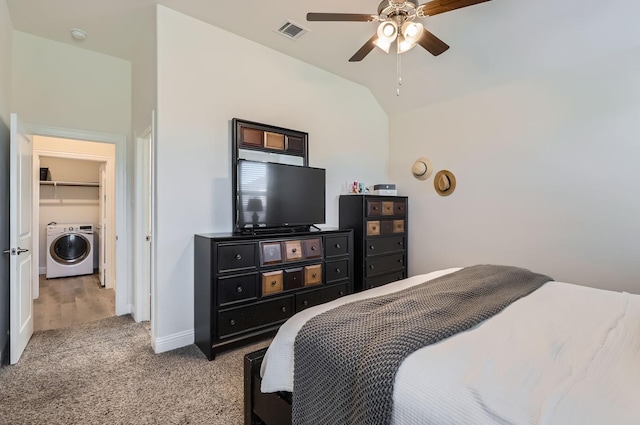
(339, 195), (408, 292)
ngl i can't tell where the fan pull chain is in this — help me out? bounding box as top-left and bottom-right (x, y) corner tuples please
(396, 38), (402, 96)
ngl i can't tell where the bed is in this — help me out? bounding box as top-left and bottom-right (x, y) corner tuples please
(243, 266), (640, 425)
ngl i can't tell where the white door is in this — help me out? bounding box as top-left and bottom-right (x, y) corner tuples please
(8, 113), (34, 364)
(141, 132), (152, 321)
(99, 164), (107, 287)
(134, 121), (153, 322)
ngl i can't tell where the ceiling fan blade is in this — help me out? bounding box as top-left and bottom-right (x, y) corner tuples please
(416, 29), (450, 56)
(419, 0), (492, 17)
(349, 34), (379, 62)
(307, 13), (376, 22)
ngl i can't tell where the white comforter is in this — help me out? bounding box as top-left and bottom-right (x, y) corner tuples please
(260, 268), (640, 425)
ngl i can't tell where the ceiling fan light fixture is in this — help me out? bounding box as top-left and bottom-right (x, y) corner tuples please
(377, 21), (398, 41)
(397, 34), (418, 54)
(401, 21), (423, 42)
(373, 38), (392, 53)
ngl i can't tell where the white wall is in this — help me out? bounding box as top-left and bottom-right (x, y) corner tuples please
(0, 0), (12, 363)
(11, 31), (132, 137)
(132, 5), (157, 137)
(389, 46), (640, 294)
(154, 5), (388, 351)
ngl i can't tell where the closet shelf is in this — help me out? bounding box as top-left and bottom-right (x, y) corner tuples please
(40, 181), (99, 188)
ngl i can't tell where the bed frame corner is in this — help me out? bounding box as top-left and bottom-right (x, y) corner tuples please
(244, 347), (292, 425)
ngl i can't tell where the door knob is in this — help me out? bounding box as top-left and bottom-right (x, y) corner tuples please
(3, 248), (29, 255)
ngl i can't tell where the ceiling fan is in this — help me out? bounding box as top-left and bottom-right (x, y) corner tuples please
(307, 0), (492, 62)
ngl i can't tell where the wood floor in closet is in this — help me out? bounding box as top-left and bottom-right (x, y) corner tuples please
(34, 273), (115, 332)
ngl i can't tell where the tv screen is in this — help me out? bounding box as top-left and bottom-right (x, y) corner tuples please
(236, 160), (326, 230)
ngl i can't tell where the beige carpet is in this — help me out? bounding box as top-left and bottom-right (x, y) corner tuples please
(0, 315), (269, 424)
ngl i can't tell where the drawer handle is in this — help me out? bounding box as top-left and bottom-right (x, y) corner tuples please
(229, 319), (236, 326)
(335, 244), (341, 249)
(398, 259), (403, 263)
(372, 226), (377, 230)
(312, 273), (317, 278)
(293, 276), (297, 281)
(303, 300), (308, 306)
(292, 248), (297, 253)
(370, 265), (375, 269)
(235, 254), (242, 260)
(311, 246), (316, 251)
(236, 286), (243, 293)
(271, 280), (277, 286)
(399, 241), (403, 246)
(281, 307), (287, 313)
(335, 268), (340, 273)
(369, 245), (375, 250)
(339, 291), (344, 296)
(373, 206), (378, 210)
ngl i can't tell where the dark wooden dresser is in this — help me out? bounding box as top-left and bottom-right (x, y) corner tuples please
(339, 195), (408, 292)
(194, 229), (353, 360)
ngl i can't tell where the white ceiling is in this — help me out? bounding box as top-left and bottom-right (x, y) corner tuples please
(6, 0), (640, 114)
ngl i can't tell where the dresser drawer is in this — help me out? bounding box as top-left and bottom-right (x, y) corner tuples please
(380, 220), (394, 234)
(303, 238), (323, 259)
(365, 253), (405, 276)
(325, 235), (349, 257)
(217, 273), (258, 306)
(364, 271), (406, 290)
(304, 264), (322, 286)
(382, 201), (395, 216)
(296, 283), (348, 311)
(367, 221), (381, 236)
(261, 270), (283, 296)
(366, 200), (382, 217)
(261, 241), (283, 265)
(218, 296), (293, 338)
(365, 236), (405, 257)
(393, 220), (405, 233)
(325, 259), (350, 283)
(218, 243), (256, 272)
(283, 240), (303, 261)
(283, 268), (304, 291)
(394, 201), (406, 216)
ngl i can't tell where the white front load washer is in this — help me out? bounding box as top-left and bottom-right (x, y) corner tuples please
(46, 224), (94, 279)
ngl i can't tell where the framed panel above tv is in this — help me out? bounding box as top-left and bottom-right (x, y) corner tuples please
(232, 118), (321, 234)
(232, 118), (308, 166)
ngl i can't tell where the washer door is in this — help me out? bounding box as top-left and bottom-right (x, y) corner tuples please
(50, 233), (90, 265)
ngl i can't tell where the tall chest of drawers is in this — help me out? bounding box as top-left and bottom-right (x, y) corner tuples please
(339, 195), (408, 292)
(194, 229), (353, 360)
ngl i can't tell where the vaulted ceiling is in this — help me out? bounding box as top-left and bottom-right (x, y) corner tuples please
(6, 0), (639, 114)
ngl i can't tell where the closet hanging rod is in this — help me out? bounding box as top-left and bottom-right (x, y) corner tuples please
(40, 181), (99, 187)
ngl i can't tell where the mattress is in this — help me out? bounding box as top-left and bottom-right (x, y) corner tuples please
(260, 267), (640, 425)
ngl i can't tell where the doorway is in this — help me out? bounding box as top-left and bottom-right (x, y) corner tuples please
(33, 137), (116, 292)
(26, 123), (130, 319)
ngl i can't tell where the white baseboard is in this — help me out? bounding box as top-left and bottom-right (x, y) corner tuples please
(116, 303), (133, 316)
(152, 329), (194, 354)
(39, 266), (46, 275)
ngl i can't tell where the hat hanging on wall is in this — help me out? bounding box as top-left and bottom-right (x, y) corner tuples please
(434, 170), (456, 196)
(411, 157), (433, 181)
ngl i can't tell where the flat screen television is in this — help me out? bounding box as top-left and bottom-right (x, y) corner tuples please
(235, 159), (326, 232)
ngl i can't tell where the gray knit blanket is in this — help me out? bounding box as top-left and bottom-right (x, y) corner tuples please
(292, 265), (552, 425)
